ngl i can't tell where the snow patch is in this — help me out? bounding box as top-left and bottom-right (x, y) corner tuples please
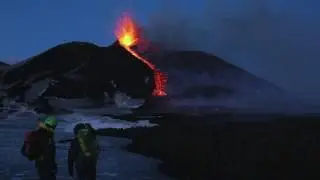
(114, 91), (145, 109)
(57, 113), (158, 133)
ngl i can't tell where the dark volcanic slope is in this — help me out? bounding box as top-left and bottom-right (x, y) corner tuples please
(0, 41), (156, 100)
(1, 41), (101, 86)
(0, 61), (10, 67)
(98, 42), (155, 98)
(0, 61), (10, 75)
(147, 50), (303, 111)
(152, 50), (244, 71)
(150, 50), (280, 91)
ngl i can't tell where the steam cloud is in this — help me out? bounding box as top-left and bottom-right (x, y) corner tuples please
(143, 0), (320, 109)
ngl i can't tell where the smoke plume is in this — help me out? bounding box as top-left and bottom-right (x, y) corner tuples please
(143, 0), (320, 109)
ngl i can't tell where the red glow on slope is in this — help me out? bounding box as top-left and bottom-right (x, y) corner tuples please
(114, 13), (167, 96)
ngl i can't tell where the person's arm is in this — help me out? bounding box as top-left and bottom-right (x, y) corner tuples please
(21, 131), (30, 157)
(20, 131), (34, 160)
(20, 142), (26, 157)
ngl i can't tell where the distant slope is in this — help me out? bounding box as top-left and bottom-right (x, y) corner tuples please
(146, 50), (307, 113)
(0, 61), (10, 76)
(0, 61), (9, 66)
(0, 41), (156, 103)
(149, 50), (283, 95)
(1, 41), (101, 86)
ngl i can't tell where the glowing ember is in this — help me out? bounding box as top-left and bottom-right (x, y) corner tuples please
(115, 14), (139, 47)
(115, 13), (167, 96)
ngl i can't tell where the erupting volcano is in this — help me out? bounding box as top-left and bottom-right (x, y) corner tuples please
(114, 13), (167, 97)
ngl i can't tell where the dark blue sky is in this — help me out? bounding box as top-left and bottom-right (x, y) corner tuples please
(0, 0), (319, 104)
(0, 0), (162, 60)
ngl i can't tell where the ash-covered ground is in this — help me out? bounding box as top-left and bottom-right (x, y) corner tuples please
(99, 113), (320, 180)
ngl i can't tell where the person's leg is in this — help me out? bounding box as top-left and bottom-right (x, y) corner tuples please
(45, 170), (56, 180)
(76, 166), (89, 180)
(88, 166), (97, 180)
(76, 161), (97, 180)
(36, 166), (56, 180)
(36, 166), (45, 180)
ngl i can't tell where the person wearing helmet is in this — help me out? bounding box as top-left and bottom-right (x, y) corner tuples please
(21, 115), (58, 180)
(68, 123), (100, 180)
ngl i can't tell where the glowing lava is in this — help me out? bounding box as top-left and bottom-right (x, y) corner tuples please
(115, 13), (167, 96)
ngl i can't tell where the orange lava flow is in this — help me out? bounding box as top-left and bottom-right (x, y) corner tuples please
(115, 13), (167, 96)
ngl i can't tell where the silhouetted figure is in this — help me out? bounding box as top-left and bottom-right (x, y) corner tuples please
(21, 116), (58, 180)
(68, 123), (100, 180)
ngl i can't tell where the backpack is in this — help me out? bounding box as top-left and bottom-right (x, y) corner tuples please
(76, 126), (99, 157)
(21, 130), (52, 161)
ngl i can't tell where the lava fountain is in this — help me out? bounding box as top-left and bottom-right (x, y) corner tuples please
(114, 13), (167, 96)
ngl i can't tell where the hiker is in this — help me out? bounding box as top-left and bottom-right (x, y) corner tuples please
(68, 123), (100, 180)
(21, 115), (58, 180)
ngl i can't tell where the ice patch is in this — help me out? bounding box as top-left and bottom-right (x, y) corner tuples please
(0, 102), (38, 120)
(98, 172), (118, 177)
(113, 91), (145, 109)
(24, 79), (50, 102)
(57, 113), (158, 133)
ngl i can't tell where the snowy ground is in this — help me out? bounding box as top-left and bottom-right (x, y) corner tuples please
(0, 108), (172, 180)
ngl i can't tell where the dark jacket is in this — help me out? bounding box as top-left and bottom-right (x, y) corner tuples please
(68, 137), (99, 180)
(21, 128), (57, 180)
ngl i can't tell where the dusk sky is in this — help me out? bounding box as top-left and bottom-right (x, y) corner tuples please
(0, 0), (161, 60)
(0, 0), (319, 104)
